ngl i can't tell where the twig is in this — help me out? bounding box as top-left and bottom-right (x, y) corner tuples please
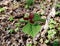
(41, 0), (57, 37)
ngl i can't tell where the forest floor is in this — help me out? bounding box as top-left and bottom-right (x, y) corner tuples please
(0, 0), (60, 46)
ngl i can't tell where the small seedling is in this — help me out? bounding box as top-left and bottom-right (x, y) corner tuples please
(8, 16), (14, 21)
(26, 0), (34, 6)
(20, 13), (45, 38)
(56, 3), (60, 8)
(19, 18), (26, 22)
(15, 27), (19, 32)
(0, 7), (5, 12)
(47, 29), (56, 39)
(9, 29), (14, 34)
(26, 43), (32, 46)
(49, 19), (56, 24)
(45, 39), (49, 43)
(49, 19), (56, 29)
(15, 23), (20, 27)
(53, 40), (59, 46)
(25, 0), (34, 8)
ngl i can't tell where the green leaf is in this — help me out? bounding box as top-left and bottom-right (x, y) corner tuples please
(56, 3), (60, 8)
(33, 13), (46, 22)
(30, 24), (41, 38)
(15, 23), (20, 27)
(15, 27), (19, 32)
(39, 18), (46, 22)
(45, 39), (49, 43)
(0, 7), (5, 12)
(47, 35), (51, 39)
(25, 5), (29, 9)
(47, 29), (56, 39)
(9, 29), (14, 34)
(8, 16), (14, 21)
(26, 43), (32, 46)
(22, 23), (41, 38)
(48, 30), (53, 35)
(19, 18), (27, 22)
(49, 19), (56, 24)
(22, 23), (31, 34)
(26, 0), (34, 6)
(49, 19), (56, 29)
(57, 26), (60, 30)
(53, 41), (59, 46)
(33, 13), (40, 21)
(55, 11), (60, 15)
(48, 29), (56, 35)
(49, 24), (55, 29)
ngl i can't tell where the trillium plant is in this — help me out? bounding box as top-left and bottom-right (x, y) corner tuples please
(20, 13), (45, 38)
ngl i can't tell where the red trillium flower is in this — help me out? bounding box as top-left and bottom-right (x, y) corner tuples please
(23, 13), (34, 23)
(29, 13), (34, 19)
(30, 19), (34, 23)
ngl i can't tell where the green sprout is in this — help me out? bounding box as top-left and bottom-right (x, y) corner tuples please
(26, 43), (32, 46)
(20, 13), (45, 38)
(15, 23), (20, 27)
(0, 7), (5, 12)
(9, 29), (14, 34)
(15, 27), (19, 32)
(47, 29), (56, 39)
(8, 16), (14, 21)
(25, 0), (34, 8)
(49, 19), (56, 29)
(53, 40), (59, 46)
(45, 39), (49, 43)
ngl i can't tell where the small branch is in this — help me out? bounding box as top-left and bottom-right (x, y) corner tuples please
(41, 0), (57, 37)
